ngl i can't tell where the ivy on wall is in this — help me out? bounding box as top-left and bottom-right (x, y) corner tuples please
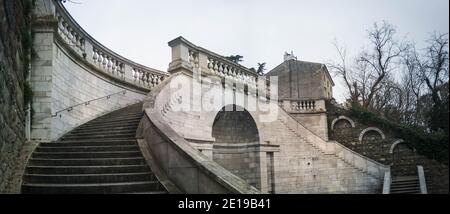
(349, 104), (449, 165)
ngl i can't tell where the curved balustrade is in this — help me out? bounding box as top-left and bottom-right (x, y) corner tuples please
(168, 36), (274, 98)
(53, 1), (168, 90)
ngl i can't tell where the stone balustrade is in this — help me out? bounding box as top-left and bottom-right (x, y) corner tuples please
(168, 37), (270, 96)
(280, 99), (326, 113)
(54, 1), (168, 90)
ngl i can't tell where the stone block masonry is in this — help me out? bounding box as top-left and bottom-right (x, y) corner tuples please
(0, 0), (28, 193)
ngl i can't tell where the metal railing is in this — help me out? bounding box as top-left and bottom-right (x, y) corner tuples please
(52, 90), (127, 118)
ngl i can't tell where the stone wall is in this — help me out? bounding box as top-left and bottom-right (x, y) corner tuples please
(290, 113), (328, 140)
(327, 101), (449, 193)
(0, 0), (29, 192)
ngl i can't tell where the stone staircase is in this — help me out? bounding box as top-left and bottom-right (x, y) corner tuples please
(271, 118), (380, 193)
(390, 176), (421, 194)
(21, 103), (168, 194)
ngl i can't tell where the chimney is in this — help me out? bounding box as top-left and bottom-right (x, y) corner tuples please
(284, 50), (297, 61)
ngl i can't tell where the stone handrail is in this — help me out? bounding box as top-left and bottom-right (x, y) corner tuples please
(137, 72), (260, 194)
(417, 165), (428, 194)
(168, 37), (262, 92)
(382, 167), (391, 194)
(53, 1), (168, 90)
(277, 105), (389, 179)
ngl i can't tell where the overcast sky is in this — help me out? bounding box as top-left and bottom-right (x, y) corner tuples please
(64, 0), (449, 102)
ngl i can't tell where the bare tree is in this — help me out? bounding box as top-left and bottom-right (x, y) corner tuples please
(328, 40), (359, 103)
(419, 33), (449, 106)
(357, 21), (408, 109)
(417, 32), (449, 132)
(400, 45), (426, 126)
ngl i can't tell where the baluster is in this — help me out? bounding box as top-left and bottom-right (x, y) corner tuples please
(63, 23), (69, 41)
(132, 68), (137, 81)
(218, 62), (223, 74)
(57, 16), (65, 36)
(107, 56), (112, 71)
(151, 74), (156, 86)
(207, 58), (212, 69)
(80, 38), (85, 52)
(92, 49), (98, 61)
(101, 53), (107, 67)
(111, 59), (116, 74)
(97, 51), (103, 64)
(213, 59), (218, 72)
(120, 63), (125, 78)
(74, 33), (79, 48)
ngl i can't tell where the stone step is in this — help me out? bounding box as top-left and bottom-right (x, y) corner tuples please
(23, 172), (156, 184)
(79, 119), (141, 127)
(32, 151), (142, 159)
(90, 115), (143, 123)
(22, 102), (167, 194)
(390, 187), (421, 193)
(392, 176), (418, 182)
(60, 133), (136, 140)
(391, 185), (420, 190)
(62, 132), (137, 139)
(35, 145), (140, 153)
(97, 112), (143, 118)
(81, 118), (141, 126)
(70, 126), (138, 135)
(75, 122), (139, 129)
(28, 157), (146, 166)
(84, 117), (142, 125)
(42, 140), (137, 147)
(25, 165), (150, 174)
(391, 180), (419, 185)
(21, 181), (165, 194)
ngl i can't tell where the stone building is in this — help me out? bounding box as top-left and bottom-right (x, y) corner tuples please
(266, 58), (334, 140)
(266, 58), (334, 100)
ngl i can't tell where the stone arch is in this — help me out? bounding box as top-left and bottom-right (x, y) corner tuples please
(358, 127), (385, 142)
(211, 104), (262, 189)
(212, 104), (260, 145)
(331, 116), (355, 130)
(389, 139), (417, 176)
(389, 139), (405, 154)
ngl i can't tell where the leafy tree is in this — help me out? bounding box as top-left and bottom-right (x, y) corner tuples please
(225, 55), (243, 64)
(256, 62), (266, 75)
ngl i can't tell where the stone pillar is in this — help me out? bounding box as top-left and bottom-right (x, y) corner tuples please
(167, 37), (193, 74)
(30, 0), (56, 142)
